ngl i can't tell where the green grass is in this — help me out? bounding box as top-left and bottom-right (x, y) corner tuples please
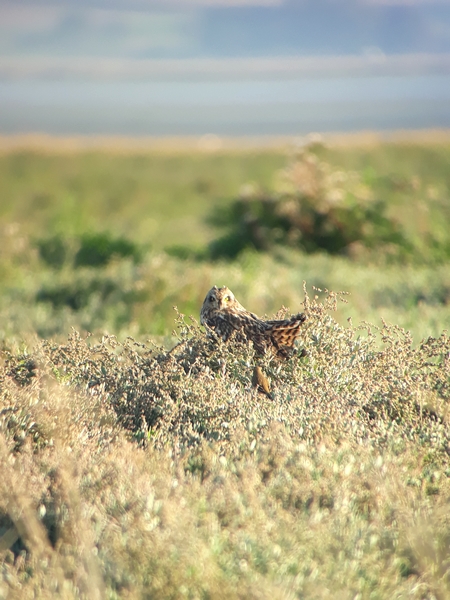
(0, 137), (450, 599)
(313, 142), (450, 254)
(0, 150), (285, 250)
(2, 142), (449, 255)
(0, 139), (449, 342)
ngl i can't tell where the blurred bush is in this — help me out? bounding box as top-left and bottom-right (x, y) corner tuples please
(75, 232), (142, 267)
(36, 234), (69, 269)
(208, 147), (446, 262)
(36, 231), (143, 270)
(36, 271), (136, 311)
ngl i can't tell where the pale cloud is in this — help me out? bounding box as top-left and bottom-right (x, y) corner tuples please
(0, 4), (197, 57)
(0, 5), (63, 31)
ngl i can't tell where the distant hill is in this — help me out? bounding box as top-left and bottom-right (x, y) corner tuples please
(1, 1), (450, 61)
(197, 2), (450, 58)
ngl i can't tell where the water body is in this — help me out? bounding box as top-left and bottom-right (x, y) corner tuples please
(1, 74), (449, 135)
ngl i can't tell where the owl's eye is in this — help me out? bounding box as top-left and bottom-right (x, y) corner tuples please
(224, 296), (231, 302)
(208, 295), (215, 302)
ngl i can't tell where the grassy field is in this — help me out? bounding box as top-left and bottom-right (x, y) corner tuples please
(0, 133), (450, 599)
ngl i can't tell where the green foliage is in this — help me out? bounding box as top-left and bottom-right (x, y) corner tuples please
(36, 234), (69, 269)
(36, 270), (136, 311)
(3, 232), (450, 343)
(207, 146), (449, 261)
(0, 149), (285, 250)
(74, 231), (142, 267)
(36, 231), (143, 269)
(0, 140), (449, 277)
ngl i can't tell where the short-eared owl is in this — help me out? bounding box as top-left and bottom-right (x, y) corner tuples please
(200, 285), (306, 358)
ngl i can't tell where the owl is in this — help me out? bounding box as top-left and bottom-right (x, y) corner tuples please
(200, 285), (306, 359)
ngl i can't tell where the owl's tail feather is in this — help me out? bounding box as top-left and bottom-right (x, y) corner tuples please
(267, 312), (306, 358)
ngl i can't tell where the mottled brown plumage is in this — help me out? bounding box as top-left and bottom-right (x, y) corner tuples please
(200, 286), (306, 359)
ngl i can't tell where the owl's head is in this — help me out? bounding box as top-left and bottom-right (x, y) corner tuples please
(201, 285), (236, 313)
(200, 286), (249, 325)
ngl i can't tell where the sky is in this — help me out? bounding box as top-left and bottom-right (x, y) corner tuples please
(1, 0), (450, 135)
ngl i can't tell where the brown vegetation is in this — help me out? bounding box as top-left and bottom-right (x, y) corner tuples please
(1, 288), (449, 599)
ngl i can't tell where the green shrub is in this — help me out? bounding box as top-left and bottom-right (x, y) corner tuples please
(74, 231), (142, 267)
(36, 234), (69, 269)
(36, 231), (143, 270)
(36, 274), (120, 311)
(207, 148), (443, 261)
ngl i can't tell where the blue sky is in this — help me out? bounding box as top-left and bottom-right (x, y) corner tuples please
(1, 0), (449, 134)
(2, 1), (450, 66)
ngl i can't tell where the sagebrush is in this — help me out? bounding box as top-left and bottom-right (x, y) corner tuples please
(1, 288), (449, 599)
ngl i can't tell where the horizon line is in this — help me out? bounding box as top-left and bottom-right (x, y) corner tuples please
(1, 129), (450, 154)
(1, 52), (450, 81)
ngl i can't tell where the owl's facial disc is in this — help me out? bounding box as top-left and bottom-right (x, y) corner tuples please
(219, 289), (234, 308)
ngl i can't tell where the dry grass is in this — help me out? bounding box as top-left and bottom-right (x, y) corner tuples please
(1, 288), (449, 599)
(1, 130), (450, 155)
